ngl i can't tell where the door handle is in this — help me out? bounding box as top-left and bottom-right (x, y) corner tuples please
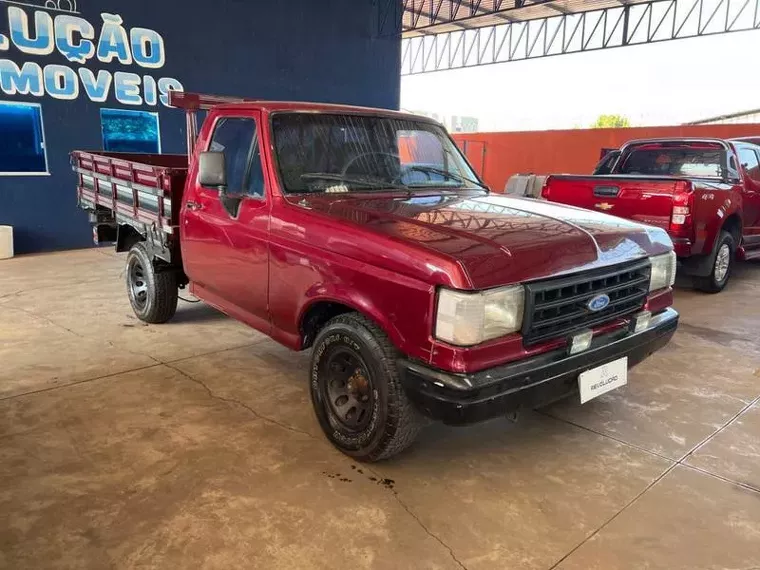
(186, 201), (203, 211)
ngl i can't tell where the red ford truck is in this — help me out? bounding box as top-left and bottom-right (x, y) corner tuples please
(543, 138), (760, 292)
(73, 93), (678, 461)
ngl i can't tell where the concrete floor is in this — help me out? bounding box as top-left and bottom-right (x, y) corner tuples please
(1, 249), (759, 570)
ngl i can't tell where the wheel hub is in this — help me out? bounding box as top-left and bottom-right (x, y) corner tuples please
(715, 243), (730, 283)
(128, 257), (149, 310)
(347, 369), (370, 400)
(324, 349), (374, 432)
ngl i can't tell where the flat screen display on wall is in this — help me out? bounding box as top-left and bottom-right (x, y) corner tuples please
(100, 108), (161, 154)
(0, 101), (48, 175)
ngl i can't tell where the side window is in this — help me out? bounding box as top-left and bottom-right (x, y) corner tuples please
(246, 142), (265, 198)
(594, 151), (620, 175)
(738, 147), (760, 183)
(729, 155), (738, 172)
(208, 117), (259, 195)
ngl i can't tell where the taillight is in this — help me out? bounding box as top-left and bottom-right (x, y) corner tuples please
(541, 176), (552, 199)
(670, 180), (693, 235)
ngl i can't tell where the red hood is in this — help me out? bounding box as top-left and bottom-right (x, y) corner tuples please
(294, 192), (673, 289)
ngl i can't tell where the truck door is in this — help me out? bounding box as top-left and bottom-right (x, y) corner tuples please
(181, 112), (270, 331)
(736, 145), (760, 244)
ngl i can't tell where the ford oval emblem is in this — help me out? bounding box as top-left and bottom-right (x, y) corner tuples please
(587, 294), (611, 312)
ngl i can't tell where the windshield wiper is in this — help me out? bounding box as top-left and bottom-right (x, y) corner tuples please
(405, 165), (490, 191)
(300, 173), (408, 191)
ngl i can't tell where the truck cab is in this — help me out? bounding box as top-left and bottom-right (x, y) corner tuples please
(74, 93), (679, 461)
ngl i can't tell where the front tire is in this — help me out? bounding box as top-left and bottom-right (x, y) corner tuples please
(126, 242), (178, 323)
(695, 231), (735, 294)
(309, 313), (423, 462)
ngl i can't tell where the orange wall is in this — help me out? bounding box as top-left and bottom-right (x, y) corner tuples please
(453, 124), (760, 192)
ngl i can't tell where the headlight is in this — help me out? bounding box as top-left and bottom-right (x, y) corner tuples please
(649, 251), (677, 291)
(435, 285), (525, 346)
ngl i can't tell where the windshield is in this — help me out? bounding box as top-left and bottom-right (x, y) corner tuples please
(617, 147), (725, 178)
(271, 113), (485, 194)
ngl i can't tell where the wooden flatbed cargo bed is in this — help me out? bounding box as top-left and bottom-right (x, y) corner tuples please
(72, 151), (188, 235)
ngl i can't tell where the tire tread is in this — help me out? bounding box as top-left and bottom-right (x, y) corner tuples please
(127, 242), (178, 324)
(313, 312), (423, 461)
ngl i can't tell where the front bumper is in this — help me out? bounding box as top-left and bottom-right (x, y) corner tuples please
(399, 308), (679, 425)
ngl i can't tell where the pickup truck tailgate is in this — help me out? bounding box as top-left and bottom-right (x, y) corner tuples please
(543, 175), (684, 230)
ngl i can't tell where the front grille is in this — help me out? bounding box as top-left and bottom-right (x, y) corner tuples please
(522, 259), (651, 346)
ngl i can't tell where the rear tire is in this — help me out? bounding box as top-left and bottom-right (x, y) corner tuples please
(309, 313), (424, 462)
(695, 231), (735, 294)
(126, 242), (178, 323)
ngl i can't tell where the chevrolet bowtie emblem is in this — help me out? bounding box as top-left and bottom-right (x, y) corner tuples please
(595, 202), (614, 211)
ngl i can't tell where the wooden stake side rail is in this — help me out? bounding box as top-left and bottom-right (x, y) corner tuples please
(71, 151), (188, 235)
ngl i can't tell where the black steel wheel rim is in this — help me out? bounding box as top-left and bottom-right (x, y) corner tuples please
(128, 256), (149, 310)
(321, 346), (375, 432)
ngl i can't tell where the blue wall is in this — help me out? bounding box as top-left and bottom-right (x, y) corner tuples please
(0, 0), (401, 253)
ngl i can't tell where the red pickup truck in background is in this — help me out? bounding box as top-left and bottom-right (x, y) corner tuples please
(73, 93), (678, 461)
(543, 138), (760, 292)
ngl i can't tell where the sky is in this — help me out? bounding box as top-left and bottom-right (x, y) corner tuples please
(401, 30), (760, 132)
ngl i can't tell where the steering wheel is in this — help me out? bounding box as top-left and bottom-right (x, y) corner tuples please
(399, 164), (434, 183)
(341, 152), (440, 186)
(341, 152), (402, 179)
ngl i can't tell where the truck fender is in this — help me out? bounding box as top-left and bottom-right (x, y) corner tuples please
(703, 205), (741, 252)
(116, 223), (176, 266)
(116, 224), (145, 253)
(682, 212), (741, 277)
(298, 290), (407, 352)
(719, 212), (742, 244)
(693, 187), (739, 249)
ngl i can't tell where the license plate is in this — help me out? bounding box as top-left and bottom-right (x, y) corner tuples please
(579, 357), (628, 404)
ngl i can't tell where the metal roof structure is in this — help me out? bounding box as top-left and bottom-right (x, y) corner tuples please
(379, 0), (760, 74)
(684, 108), (760, 125)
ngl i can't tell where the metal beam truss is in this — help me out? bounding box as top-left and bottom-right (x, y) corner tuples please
(398, 0), (760, 74)
(380, 0), (521, 36)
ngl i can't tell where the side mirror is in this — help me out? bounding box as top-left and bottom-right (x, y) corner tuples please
(198, 151), (226, 188)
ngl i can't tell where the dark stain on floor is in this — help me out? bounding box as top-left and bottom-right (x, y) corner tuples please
(323, 470), (395, 489)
